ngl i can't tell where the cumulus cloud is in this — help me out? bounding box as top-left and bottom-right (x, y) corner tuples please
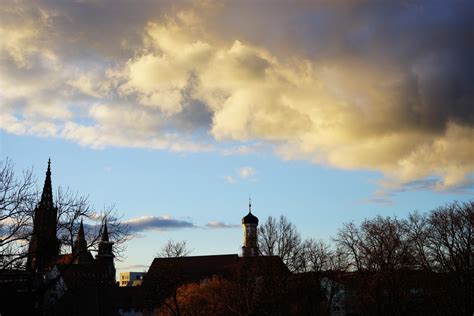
(239, 167), (256, 180)
(224, 166), (257, 183)
(124, 216), (195, 232)
(0, 1), (473, 193)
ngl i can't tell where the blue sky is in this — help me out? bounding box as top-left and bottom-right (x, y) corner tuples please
(1, 131), (469, 272)
(1, 1), (473, 272)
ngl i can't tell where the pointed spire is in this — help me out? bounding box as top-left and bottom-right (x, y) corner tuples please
(39, 158), (54, 209)
(248, 196), (252, 214)
(101, 219), (109, 242)
(77, 219), (85, 241)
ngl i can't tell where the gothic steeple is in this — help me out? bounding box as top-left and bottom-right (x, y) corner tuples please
(77, 219), (85, 242)
(39, 158), (53, 210)
(96, 219), (115, 282)
(101, 220), (110, 242)
(26, 159), (60, 272)
(73, 219), (92, 264)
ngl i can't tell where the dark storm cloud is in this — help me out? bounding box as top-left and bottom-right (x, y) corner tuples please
(210, 0), (474, 132)
(36, 0), (181, 61)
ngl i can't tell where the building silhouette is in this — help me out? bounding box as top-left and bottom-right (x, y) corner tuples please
(242, 198), (259, 257)
(26, 160), (115, 282)
(26, 159), (60, 272)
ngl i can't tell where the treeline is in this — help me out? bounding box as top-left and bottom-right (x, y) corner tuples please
(154, 201), (473, 316)
(257, 201), (473, 315)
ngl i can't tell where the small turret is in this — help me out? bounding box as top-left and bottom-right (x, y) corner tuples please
(96, 220), (115, 282)
(73, 219), (93, 264)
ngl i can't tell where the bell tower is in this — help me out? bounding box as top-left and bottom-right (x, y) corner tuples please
(26, 159), (60, 272)
(242, 198), (259, 257)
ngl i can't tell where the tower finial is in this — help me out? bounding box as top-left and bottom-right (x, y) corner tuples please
(248, 196), (252, 213)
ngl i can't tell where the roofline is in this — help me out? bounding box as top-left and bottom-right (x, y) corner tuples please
(152, 253), (239, 261)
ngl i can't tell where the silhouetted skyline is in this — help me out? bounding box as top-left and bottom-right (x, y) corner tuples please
(1, 0), (473, 274)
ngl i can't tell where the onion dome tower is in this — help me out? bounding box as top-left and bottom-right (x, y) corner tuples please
(242, 198), (259, 257)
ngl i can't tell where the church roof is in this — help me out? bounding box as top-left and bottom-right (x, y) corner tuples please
(144, 254), (289, 290)
(242, 212), (259, 224)
(144, 254), (239, 287)
(56, 263), (115, 289)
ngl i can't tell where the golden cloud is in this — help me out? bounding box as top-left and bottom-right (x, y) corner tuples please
(0, 1), (472, 192)
(118, 15), (473, 190)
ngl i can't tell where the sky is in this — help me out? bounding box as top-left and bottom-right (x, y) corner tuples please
(1, 0), (473, 273)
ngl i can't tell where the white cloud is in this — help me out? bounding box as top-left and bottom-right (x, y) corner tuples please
(239, 167), (256, 179)
(223, 175), (236, 184)
(223, 166), (257, 184)
(205, 221), (239, 229)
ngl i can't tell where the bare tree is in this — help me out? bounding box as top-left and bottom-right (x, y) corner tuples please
(300, 238), (333, 273)
(0, 159), (36, 270)
(423, 201), (473, 315)
(335, 215), (418, 315)
(0, 158), (131, 270)
(54, 186), (130, 261)
(152, 239), (193, 316)
(404, 211), (433, 270)
(156, 239), (192, 258)
(258, 215), (304, 272)
(336, 216), (415, 272)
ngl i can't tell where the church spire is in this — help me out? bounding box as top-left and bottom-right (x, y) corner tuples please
(73, 218), (91, 264)
(77, 219), (85, 242)
(39, 158), (53, 209)
(26, 159), (59, 272)
(96, 218), (115, 282)
(249, 196), (252, 213)
(101, 219), (109, 242)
